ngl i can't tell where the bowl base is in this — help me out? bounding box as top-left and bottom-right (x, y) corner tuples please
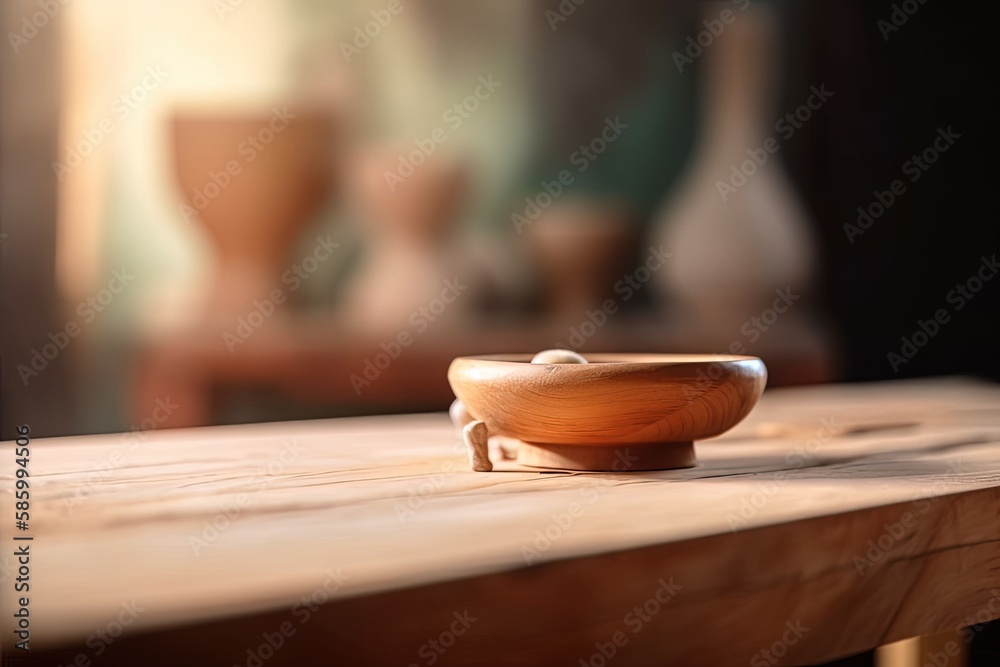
(516, 441), (696, 472)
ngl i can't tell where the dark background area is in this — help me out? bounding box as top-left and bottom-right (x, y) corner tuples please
(784, 1), (997, 383)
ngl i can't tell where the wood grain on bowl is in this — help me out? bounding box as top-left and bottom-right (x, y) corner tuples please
(448, 354), (767, 471)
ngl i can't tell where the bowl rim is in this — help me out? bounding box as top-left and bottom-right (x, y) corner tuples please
(451, 353), (764, 367)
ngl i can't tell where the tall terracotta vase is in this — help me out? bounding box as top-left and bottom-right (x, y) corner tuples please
(172, 108), (337, 313)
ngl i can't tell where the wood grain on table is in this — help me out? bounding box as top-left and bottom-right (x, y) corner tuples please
(2, 377), (999, 665)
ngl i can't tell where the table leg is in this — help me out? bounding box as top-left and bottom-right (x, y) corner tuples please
(876, 631), (967, 667)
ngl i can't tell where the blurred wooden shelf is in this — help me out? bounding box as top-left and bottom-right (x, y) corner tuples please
(132, 313), (835, 428)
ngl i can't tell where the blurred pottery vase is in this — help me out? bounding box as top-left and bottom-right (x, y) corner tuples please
(525, 199), (637, 319)
(172, 108), (337, 312)
(343, 149), (468, 332)
(653, 6), (816, 335)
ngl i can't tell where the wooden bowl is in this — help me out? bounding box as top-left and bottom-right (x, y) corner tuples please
(448, 354), (767, 471)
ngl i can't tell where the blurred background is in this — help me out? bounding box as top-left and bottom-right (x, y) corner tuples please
(1, 0), (996, 439)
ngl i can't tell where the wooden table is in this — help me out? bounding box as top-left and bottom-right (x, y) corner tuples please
(3, 377), (1000, 665)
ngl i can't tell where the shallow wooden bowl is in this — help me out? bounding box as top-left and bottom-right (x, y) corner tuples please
(448, 354), (767, 471)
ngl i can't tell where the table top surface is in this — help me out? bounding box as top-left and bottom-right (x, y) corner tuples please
(3, 376), (1000, 665)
